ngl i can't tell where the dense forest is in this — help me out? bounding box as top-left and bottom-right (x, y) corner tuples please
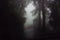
(0, 0), (60, 40)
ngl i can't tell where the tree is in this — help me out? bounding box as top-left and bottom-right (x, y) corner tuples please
(49, 0), (60, 32)
(0, 0), (26, 40)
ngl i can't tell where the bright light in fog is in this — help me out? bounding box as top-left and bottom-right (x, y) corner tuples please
(25, 1), (35, 13)
(24, 1), (36, 27)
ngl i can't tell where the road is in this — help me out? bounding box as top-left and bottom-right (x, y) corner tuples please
(24, 25), (34, 39)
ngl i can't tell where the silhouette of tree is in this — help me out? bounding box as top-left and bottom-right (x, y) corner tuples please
(32, 0), (60, 39)
(48, 0), (60, 32)
(0, 0), (26, 40)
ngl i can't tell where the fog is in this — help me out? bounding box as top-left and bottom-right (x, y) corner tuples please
(24, 1), (36, 27)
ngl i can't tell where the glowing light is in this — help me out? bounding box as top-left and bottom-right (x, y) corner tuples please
(24, 1), (37, 27)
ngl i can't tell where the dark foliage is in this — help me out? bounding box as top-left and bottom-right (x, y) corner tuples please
(0, 0), (26, 40)
(49, 0), (60, 32)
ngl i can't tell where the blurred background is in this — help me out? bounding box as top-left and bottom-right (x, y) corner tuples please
(0, 0), (60, 40)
